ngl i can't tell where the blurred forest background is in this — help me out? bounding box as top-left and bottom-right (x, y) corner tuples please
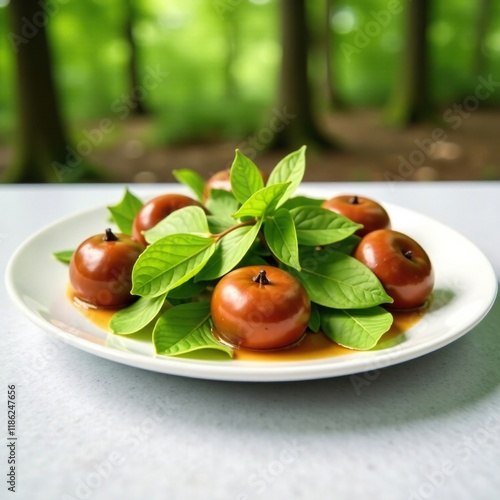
(0, 0), (500, 184)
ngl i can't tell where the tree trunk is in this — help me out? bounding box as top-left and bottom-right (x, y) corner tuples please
(324, 0), (345, 109)
(473, 0), (492, 78)
(3, 0), (105, 182)
(385, 0), (432, 126)
(125, 0), (147, 115)
(270, 0), (335, 150)
(223, 17), (238, 99)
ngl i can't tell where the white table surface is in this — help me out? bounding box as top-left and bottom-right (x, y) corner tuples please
(1, 182), (499, 500)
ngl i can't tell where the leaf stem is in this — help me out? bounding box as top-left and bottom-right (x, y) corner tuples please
(213, 219), (257, 241)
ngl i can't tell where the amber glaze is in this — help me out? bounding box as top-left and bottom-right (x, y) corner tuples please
(68, 285), (427, 362)
(233, 307), (426, 361)
(68, 286), (120, 330)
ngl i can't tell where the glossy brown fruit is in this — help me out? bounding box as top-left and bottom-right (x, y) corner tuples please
(132, 193), (205, 245)
(203, 169), (232, 201)
(69, 229), (145, 308)
(203, 169), (269, 201)
(354, 229), (434, 309)
(211, 266), (311, 351)
(322, 195), (391, 236)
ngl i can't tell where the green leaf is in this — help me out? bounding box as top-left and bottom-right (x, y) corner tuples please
(232, 182), (290, 219)
(143, 206), (209, 244)
(323, 235), (361, 255)
(292, 250), (393, 309)
(132, 234), (216, 297)
(263, 208), (300, 270)
(153, 302), (233, 357)
(53, 250), (74, 264)
(172, 169), (205, 202)
(206, 215), (234, 235)
(282, 195), (325, 211)
(291, 206), (362, 246)
(166, 277), (208, 300)
(107, 188), (143, 235)
(249, 237), (271, 256)
(320, 306), (393, 350)
(299, 236), (361, 264)
(266, 146), (306, 207)
(230, 150), (265, 204)
(308, 303), (321, 333)
(206, 189), (240, 217)
(195, 219), (263, 281)
(236, 252), (270, 269)
(110, 294), (167, 335)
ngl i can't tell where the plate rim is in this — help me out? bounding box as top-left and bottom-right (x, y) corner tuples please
(5, 195), (498, 382)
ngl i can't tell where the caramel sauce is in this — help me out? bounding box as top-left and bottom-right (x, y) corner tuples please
(233, 307), (425, 362)
(233, 331), (350, 361)
(67, 286), (118, 331)
(68, 285), (427, 362)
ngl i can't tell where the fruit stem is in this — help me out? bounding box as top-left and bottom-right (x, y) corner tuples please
(104, 228), (119, 242)
(349, 195), (359, 204)
(253, 269), (270, 285)
(403, 249), (413, 260)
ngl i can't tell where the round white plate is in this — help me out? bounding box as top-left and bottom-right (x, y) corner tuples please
(5, 192), (498, 382)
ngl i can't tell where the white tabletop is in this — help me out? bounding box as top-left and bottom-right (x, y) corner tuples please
(1, 182), (499, 500)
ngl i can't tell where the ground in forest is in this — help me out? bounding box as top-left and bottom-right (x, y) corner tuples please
(1, 109), (499, 184)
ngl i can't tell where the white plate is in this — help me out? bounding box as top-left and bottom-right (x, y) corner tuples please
(5, 191), (498, 382)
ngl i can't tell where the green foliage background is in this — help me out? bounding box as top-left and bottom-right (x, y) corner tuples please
(0, 0), (499, 145)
